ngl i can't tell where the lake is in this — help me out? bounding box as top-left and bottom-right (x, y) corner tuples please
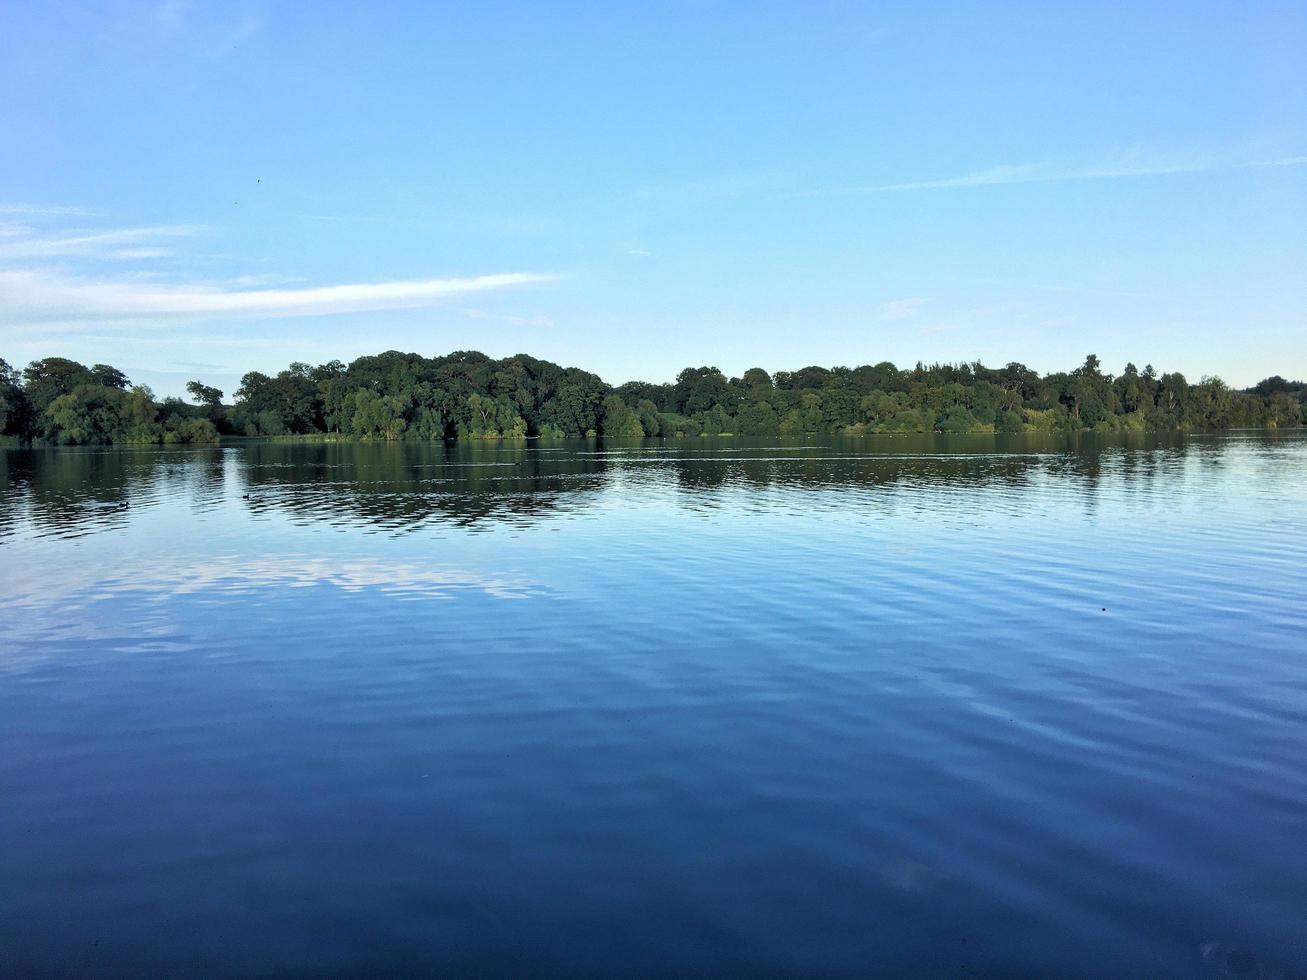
(2, 432), (1305, 977)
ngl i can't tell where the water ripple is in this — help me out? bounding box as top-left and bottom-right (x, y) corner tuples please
(1, 432), (1305, 976)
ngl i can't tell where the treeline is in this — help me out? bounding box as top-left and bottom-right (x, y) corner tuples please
(2, 351), (1304, 446)
(0, 357), (220, 446)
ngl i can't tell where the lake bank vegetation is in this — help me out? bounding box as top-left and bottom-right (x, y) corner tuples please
(2, 351), (1304, 446)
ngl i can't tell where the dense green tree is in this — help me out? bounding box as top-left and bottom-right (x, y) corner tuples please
(1269, 393), (1302, 428)
(185, 380), (228, 431)
(735, 400), (780, 435)
(1159, 372), (1188, 412)
(539, 370), (607, 437)
(693, 404), (734, 436)
(460, 392), (526, 439)
(163, 415), (220, 444)
(635, 399), (664, 436)
(43, 385), (159, 444)
(1063, 354), (1119, 427)
(0, 359), (217, 444)
(1185, 376), (1234, 428)
(1114, 363), (1147, 413)
(234, 367), (320, 434)
(0, 358), (33, 437)
(22, 358), (97, 413)
(615, 380), (670, 410)
(673, 367), (737, 416)
(186, 381), (224, 408)
(937, 405), (982, 433)
(601, 395), (645, 437)
(819, 381), (860, 431)
(995, 407), (1025, 433)
(352, 389), (409, 440)
(90, 364), (131, 390)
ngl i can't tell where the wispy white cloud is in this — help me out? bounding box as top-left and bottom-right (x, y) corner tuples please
(108, 247), (176, 260)
(881, 297), (926, 320)
(227, 272), (307, 287)
(1, 270), (559, 324)
(0, 224), (202, 259)
(824, 152), (1307, 194)
(1, 206), (558, 331)
(0, 203), (92, 217)
(7, 332), (332, 350)
(625, 248), (653, 257)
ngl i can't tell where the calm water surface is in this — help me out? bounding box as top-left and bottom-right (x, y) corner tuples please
(2, 433), (1305, 977)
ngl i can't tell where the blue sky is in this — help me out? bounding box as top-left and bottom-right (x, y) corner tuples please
(2, 1), (1304, 397)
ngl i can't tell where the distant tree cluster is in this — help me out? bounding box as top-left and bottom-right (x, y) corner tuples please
(0, 357), (219, 446)
(222, 352), (609, 440)
(2, 351), (1304, 446)
(615, 357), (1306, 436)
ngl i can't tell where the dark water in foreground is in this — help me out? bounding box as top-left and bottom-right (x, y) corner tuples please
(1, 433), (1305, 977)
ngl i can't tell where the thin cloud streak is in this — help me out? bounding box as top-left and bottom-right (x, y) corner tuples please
(0, 270), (560, 324)
(7, 333), (332, 349)
(108, 248), (175, 260)
(0, 203), (92, 216)
(0, 225), (203, 259)
(825, 154), (1307, 194)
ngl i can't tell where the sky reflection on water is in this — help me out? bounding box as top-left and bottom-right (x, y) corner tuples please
(2, 432), (1305, 977)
